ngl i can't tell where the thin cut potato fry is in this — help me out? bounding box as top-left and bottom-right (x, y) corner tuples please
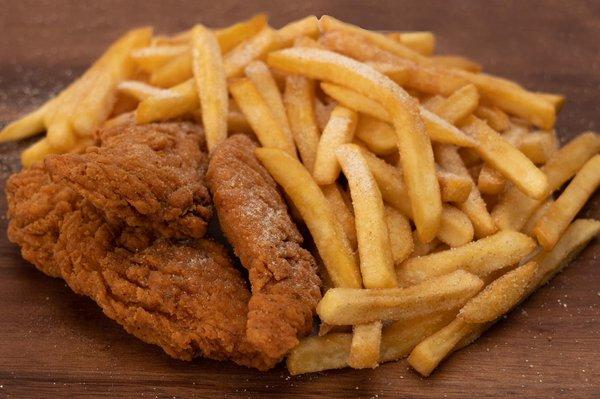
(354, 115), (397, 156)
(21, 138), (61, 168)
(117, 80), (168, 100)
(474, 105), (510, 132)
(431, 84), (480, 124)
(315, 98), (336, 132)
(268, 47), (442, 243)
(224, 27), (276, 78)
(135, 79), (198, 123)
(0, 102), (50, 142)
(316, 270), (483, 325)
(434, 144), (498, 238)
(294, 35), (323, 48)
(348, 321), (382, 369)
(387, 31), (436, 56)
(412, 231), (441, 256)
(437, 205), (474, 247)
(461, 116), (548, 199)
(534, 155), (600, 250)
(284, 75), (320, 171)
(320, 81), (475, 147)
(365, 61), (411, 85)
(336, 144), (397, 288)
(322, 184), (358, 249)
(519, 130), (559, 165)
(245, 61), (295, 150)
(255, 148), (362, 288)
(458, 261), (538, 323)
(477, 164), (506, 195)
(274, 15), (320, 49)
(430, 55), (482, 73)
(397, 230), (536, 286)
(313, 106), (358, 185)
(522, 198), (553, 236)
(537, 92), (566, 113)
(229, 77), (296, 156)
(130, 45), (189, 72)
(385, 206), (414, 265)
(286, 333), (352, 375)
(216, 13), (269, 53)
(149, 52), (192, 87)
(192, 25), (228, 152)
(492, 132), (600, 230)
(437, 170), (473, 203)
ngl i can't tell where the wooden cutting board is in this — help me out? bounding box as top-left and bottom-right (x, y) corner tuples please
(0, 1), (598, 397)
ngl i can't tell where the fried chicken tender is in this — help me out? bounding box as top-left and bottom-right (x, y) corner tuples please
(45, 121), (212, 239)
(206, 134), (322, 360)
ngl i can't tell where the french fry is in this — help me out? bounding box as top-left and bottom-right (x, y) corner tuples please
(537, 92), (566, 113)
(412, 231), (441, 256)
(522, 198), (553, 236)
(348, 321), (382, 369)
(313, 107), (357, 185)
(428, 84), (479, 125)
(283, 75), (320, 171)
(216, 13), (269, 52)
(519, 130), (559, 165)
(229, 77), (296, 156)
(460, 116), (548, 199)
(274, 15), (320, 49)
(149, 52), (192, 87)
(0, 102), (50, 143)
(477, 164), (506, 195)
(387, 31), (436, 56)
(317, 270), (483, 325)
(287, 333), (352, 375)
(117, 80), (168, 100)
(434, 144), (498, 237)
(320, 81), (475, 147)
(20, 137), (61, 167)
(135, 79), (198, 123)
(397, 230), (536, 286)
(226, 108), (252, 133)
(322, 184), (358, 249)
(385, 206), (414, 264)
(130, 45), (189, 73)
(315, 98), (336, 132)
(365, 61), (411, 86)
(437, 205), (474, 247)
(534, 155), (600, 249)
(430, 55), (482, 73)
(267, 47), (442, 243)
(336, 144), (396, 288)
(492, 132), (600, 230)
(437, 170), (473, 203)
(224, 27), (276, 78)
(245, 61), (295, 149)
(458, 261), (538, 323)
(294, 35), (323, 49)
(255, 148), (362, 288)
(192, 25), (228, 152)
(474, 105), (510, 132)
(354, 115), (397, 156)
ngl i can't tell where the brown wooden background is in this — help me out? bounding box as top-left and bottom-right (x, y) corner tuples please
(1, 1), (599, 397)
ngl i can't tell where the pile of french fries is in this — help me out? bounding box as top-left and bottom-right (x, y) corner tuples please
(1, 14), (599, 376)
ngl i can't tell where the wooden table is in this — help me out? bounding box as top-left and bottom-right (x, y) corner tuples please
(1, 1), (599, 397)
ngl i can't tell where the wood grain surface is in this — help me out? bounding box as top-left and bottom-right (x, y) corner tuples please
(1, 1), (599, 397)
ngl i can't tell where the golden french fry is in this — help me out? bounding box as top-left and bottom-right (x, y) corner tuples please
(135, 79), (198, 123)
(474, 105), (510, 132)
(461, 116), (548, 199)
(286, 333), (352, 375)
(225, 108), (252, 133)
(274, 15), (320, 49)
(267, 47), (442, 243)
(430, 55), (482, 72)
(315, 97), (336, 132)
(229, 78), (296, 156)
(387, 31), (436, 56)
(365, 61), (411, 85)
(192, 25), (228, 152)
(537, 92), (565, 113)
(519, 130), (559, 165)
(283, 75), (320, 171)
(0, 102), (50, 142)
(348, 321), (382, 369)
(255, 148), (362, 288)
(477, 164), (506, 195)
(354, 115), (397, 156)
(130, 45), (189, 72)
(117, 80), (168, 100)
(336, 144), (396, 288)
(313, 107), (358, 184)
(224, 27), (276, 78)
(245, 61), (295, 149)
(412, 231), (441, 256)
(429, 84), (480, 124)
(522, 198), (553, 236)
(437, 205), (474, 247)
(458, 261), (538, 323)
(437, 170), (473, 203)
(385, 206), (414, 265)
(317, 270), (483, 325)
(492, 132), (600, 230)
(435, 144), (498, 238)
(216, 13), (269, 52)
(397, 230), (536, 286)
(294, 35), (323, 48)
(21, 137), (61, 167)
(149, 52), (192, 87)
(322, 184), (358, 249)
(534, 155), (600, 249)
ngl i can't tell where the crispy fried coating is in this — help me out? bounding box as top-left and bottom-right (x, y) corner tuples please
(207, 134), (321, 360)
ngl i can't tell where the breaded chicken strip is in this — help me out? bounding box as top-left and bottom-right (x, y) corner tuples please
(207, 134), (321, 360)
